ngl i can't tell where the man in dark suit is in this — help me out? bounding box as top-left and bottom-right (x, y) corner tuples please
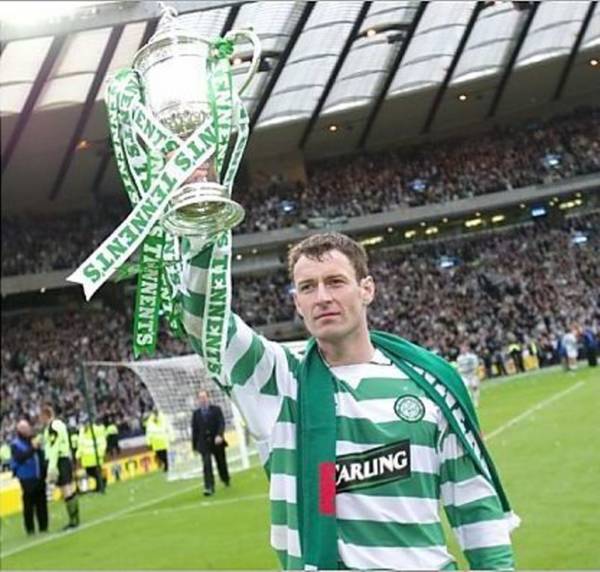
(191, 390), (230, 496)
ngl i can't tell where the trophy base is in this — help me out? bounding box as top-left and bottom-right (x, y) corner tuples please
(161, 183), (245, 237)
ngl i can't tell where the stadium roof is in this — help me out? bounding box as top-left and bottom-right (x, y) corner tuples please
(1, 0), (599, 216)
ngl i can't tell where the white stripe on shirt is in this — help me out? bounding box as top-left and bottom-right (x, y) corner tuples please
(336, 393), (439, 425)
(270, 473), (297, 504)
(454, 519), (511, 550)
(441, 475), (498, 507)
(338, 538), (454, 570)
(271, 524), (302, 557)
(337, 494), (439, 524)
(270, 421), (296, 450)
(182, 264), (208, 295)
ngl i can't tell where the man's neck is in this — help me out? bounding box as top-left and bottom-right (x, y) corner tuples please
(317, 327), (375, 367)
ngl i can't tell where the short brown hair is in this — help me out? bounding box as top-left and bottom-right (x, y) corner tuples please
(41, 403), (54, 418)
(288, 232), (369, 281)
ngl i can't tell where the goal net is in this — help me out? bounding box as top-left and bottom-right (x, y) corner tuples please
(83, 340), (307, 481)
(84, 355), (251, 481)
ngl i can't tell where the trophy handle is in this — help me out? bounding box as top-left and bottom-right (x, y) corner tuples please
(225, 29), (262, 95)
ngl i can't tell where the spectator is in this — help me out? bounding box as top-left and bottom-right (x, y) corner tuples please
(2, 107), (599, 276)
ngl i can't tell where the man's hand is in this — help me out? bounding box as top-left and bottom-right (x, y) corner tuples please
(214, 435), (223, 446)
(46, 468), (58, 484)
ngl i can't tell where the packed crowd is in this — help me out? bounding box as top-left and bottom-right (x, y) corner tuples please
(238, 107), (600, 233)
(2, 212), (597, 440)
(2, 107), (598, 276)
(1, 280), (224, 441)
(236, 212), (599, 363)
(1, 203), (127, 277)
(0, 308), (189, 444)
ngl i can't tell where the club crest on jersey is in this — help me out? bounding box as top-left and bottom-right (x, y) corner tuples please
(336, 441), (411, 493)
(394, 394), (425, 422)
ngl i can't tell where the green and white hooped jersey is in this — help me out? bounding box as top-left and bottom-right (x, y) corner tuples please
(456, 352), (481, 388)
(181, 251), (514, 570)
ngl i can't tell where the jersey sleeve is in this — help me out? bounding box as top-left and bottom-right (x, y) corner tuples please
(438, 420), (515, 570)
(181, 241), (301, 447)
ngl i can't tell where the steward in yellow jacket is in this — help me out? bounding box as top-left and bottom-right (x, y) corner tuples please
(76, 421), (106, 493)
(145, 410), (170, 473)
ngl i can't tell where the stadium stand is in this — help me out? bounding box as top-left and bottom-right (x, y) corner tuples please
(1, 107), (598, 276)
(234, 212), (599, 344)
(237, 107), (599, 233)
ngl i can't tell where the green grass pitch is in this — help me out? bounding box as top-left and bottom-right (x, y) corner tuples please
(1, 365), (598, 569)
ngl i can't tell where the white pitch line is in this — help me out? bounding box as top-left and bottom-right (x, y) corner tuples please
(115, 491), (269, 520)
(2, 455), (261, 560)
(486, 381), (585, 441)
(481, 364), (563, 391)
(0, 481), (200, 559)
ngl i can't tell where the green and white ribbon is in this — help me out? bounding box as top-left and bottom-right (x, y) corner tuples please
(188, 42), (250, 380)
(67, 39), (249, 359)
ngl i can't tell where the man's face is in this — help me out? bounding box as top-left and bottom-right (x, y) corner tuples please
(198, 392), (209, 408)
(17, 421), (32, 438)
(293, 249), (374, 344)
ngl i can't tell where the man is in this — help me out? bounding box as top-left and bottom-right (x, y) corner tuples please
(40, 404), (80, 529)
(145, 409), (170, 473)
(10, 420), (48, 535)
(181, 232), (516, 569)
(581, 325), (597, 367)
(191, 391), (230, 496)
(507, 337), (524, 374)
(456, 342), (481, 407)
(76, 418), (106, 493)
(105, 417), (120, 459)
(0, 438), (12, 471)
(562, 325), (579, 371)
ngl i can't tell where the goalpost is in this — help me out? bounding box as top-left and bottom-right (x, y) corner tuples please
(83, 340), (307, 481)
(83, 355), (251, 481)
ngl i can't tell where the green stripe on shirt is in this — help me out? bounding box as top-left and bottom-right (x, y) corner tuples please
(463, 545), (515, 570)
(337, 415), (438, 447)
(230, 332), (266, 386)
(444, 495), (506, 527)
(440, 454), (481, 484)
(351, 377), (418, 400)
(271, 500), (299, 528)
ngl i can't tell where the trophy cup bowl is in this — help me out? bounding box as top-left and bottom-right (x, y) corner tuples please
(132, 9), (260, 237)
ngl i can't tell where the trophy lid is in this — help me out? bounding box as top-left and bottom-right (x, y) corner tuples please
(133, 3), (211, 73)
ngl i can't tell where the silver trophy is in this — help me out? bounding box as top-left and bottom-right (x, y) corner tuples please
(132, 5), (260, 237)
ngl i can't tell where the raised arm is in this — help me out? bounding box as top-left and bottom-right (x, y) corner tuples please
(180, 239), (300, 452)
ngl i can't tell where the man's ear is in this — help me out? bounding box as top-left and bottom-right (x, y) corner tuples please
(293, 292), (304, 319)
(360, 275), (375, 306)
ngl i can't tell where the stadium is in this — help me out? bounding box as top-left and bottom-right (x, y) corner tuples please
(0, 0), (599, 570)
